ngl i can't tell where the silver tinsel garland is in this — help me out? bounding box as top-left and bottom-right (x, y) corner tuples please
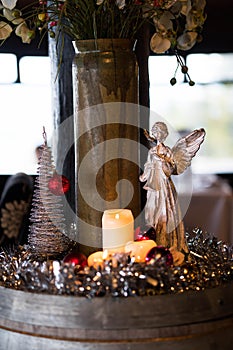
(0, 229), (233, 298)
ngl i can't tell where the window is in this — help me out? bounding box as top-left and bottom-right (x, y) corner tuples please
(149, 53), (233, 174)
(0, 54), (18, 83)
(0, 54), (53, 175)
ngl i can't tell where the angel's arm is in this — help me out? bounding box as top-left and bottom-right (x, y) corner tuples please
(171, 128), (206, 175)
(143, 129), (157, 147)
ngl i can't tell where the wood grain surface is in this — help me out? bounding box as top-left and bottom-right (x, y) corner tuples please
(0, 283), (233, 349)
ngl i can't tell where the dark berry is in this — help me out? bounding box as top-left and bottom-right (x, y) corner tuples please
(181, 65), (188, 74)
(170, 77), (177, 86)
(49, 30), (56, 38)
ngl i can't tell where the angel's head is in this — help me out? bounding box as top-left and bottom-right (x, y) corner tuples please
(151, 122), (168, 143)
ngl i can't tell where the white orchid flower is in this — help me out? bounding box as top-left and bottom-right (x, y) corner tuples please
(0, 20), (12, 39)
(15, 22), (35, 43)
(150, 32), (171, 53)
(3, 8), (14, 20)
(153, 11), (174, 31)
(163, 0), (178, 9)
(116, 0), (125, 10)
(180, 0), (192, 16)
(192, 0), (206, 11)
(3, 8), (22, 24)
(96, 0), (125, 8)
(185, 12), (197, 31)
(1, 0), (18, 10)
(177, 31), (198, 50)
(185, 0), (206, 30)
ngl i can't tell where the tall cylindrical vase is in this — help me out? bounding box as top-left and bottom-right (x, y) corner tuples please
(72, 39), (140, 255)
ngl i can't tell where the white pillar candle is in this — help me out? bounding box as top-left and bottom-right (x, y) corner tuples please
(102, 209), (134, 252)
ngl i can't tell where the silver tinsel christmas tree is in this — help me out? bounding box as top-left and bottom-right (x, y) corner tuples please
(28, 128), (70, 258)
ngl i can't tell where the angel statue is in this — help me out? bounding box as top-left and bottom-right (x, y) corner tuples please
(140, 122), (205, 253)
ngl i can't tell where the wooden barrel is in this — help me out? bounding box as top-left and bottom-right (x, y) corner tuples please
(0, 283), (233, 350)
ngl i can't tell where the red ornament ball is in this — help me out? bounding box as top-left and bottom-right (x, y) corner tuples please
(143, 226), (156, 242)
(145, 246), (173, 267)
(63, 251), (87, 271)
(135, 226), (156, 242)
(48, 173), (70, 195)
(136, 235), (150, 241)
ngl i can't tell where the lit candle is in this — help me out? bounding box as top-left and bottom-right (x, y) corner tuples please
(87, 250), (109, 269)
(87, 251), (104, 269)
(125, 240), (157, 262)
(102, 209), (134, 252)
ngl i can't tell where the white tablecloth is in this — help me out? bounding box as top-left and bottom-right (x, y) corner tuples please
(182, 175), (233, 245)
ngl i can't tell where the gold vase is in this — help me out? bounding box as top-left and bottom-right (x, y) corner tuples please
(72, 39), (140, 255)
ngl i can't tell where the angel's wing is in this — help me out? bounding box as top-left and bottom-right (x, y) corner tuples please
(171, 128), (206, 174)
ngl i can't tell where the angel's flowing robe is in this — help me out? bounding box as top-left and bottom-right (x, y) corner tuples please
(140, 144), (189, 253)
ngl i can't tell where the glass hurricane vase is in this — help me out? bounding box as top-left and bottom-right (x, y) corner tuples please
(72, 38), (141, 255)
